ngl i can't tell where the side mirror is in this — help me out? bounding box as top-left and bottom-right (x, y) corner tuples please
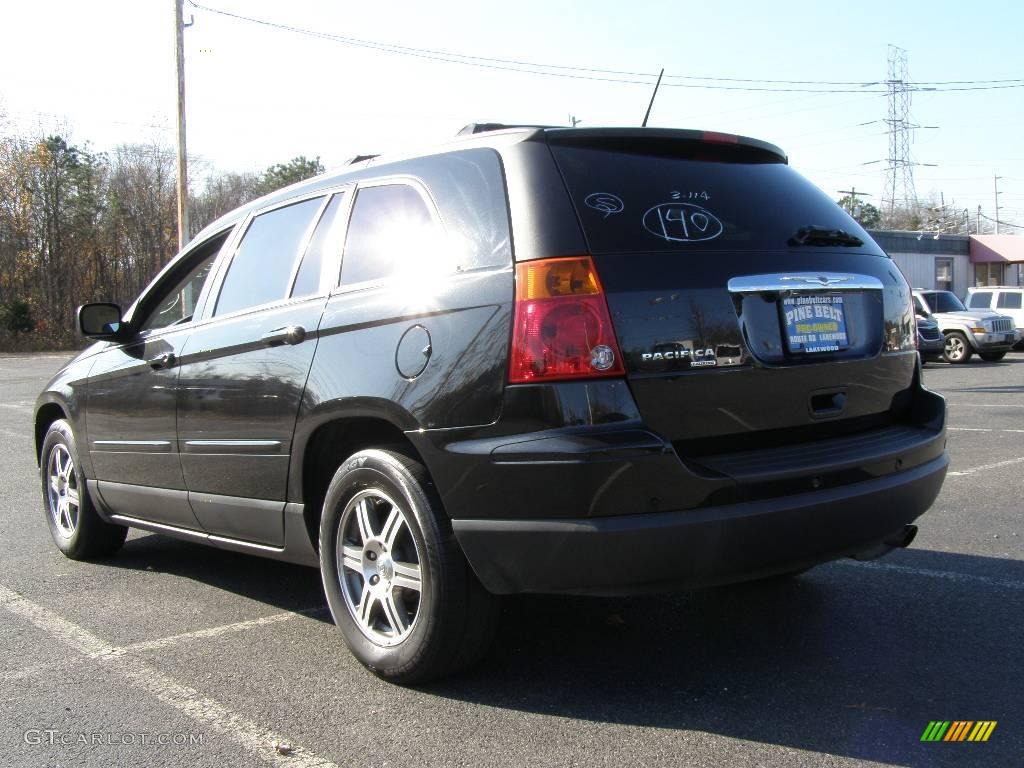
(78, 303), (126, 339)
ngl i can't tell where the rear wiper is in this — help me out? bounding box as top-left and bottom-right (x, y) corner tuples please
(789, 225), (864, 247)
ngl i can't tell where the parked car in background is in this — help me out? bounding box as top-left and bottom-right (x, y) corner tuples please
(916, 314), (945, 364)
(965, 286), (1024, 350)
(913, 289), (1016, 363)
(35, 125), (948, 683)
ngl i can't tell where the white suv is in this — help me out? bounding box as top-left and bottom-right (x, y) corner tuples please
(913, 289), (1016, 363)
(965, 286), (1024, 350)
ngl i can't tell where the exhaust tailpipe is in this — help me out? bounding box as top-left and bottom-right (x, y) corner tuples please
(852, 524), (918, 561)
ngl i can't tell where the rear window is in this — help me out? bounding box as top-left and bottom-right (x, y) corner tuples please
(997, 292), (1022, 309)
(549, 144), (877, 254)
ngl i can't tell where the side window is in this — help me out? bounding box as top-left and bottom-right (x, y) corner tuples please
(215, 197), (323, 316)
(997, 292), (1022, 310)
(340, 184), (438, 286)
(140, 233), (227, 332)
(968, 291), (992, 309)
(291, 193), (346, 298)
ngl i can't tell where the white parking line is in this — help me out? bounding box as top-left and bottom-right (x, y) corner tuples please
(947, 403), (1024, 408)
(0, 584), (337, 767)
(947, 456), (1024, 477)
(106, 607), (326, 657)
(836, 561), (1024, 591)
(948, 427), (1024, 433)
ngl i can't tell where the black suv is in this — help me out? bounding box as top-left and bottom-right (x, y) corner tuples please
(35, 126), (948, 682)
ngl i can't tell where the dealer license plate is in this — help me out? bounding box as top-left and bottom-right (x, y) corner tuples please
(781, 294), (849, 353)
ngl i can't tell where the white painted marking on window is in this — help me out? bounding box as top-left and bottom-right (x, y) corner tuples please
(835, 561), (1024, 591)
(947, 456), (1024, 477)
(0, 584), (337, 767)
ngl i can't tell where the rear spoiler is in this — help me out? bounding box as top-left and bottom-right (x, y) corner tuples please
(541, 127), (788, 164)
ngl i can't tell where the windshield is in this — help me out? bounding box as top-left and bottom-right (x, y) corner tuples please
(922, 291), (967, 313)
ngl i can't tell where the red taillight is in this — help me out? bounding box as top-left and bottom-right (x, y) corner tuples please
(509, 256), (625, 383)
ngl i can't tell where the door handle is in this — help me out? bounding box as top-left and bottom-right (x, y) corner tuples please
(261, 325), (306, 346)
(148, 352), (176, 369)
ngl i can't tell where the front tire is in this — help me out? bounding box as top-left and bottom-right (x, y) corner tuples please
(942, 332), (973, 364)
(319, 449), (499, 684)
(979, 351), (1006, 362)
(40, 420), (127, 560)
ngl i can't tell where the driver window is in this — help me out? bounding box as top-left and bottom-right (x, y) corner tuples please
(141, 233), (228, 332)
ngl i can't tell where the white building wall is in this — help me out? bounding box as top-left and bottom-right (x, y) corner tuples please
(889, 252), (971, 296)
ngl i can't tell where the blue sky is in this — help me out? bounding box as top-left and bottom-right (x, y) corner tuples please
(3, 0), (1022, 227)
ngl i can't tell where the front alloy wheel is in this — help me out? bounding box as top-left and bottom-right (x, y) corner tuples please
(942, 332), (973, 364)
(46, 444), (80, 537)
(39, 419), (127, 559)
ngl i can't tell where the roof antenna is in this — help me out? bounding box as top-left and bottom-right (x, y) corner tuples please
(641, 68), (664, 127)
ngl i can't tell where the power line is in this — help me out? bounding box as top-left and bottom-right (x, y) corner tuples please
(185, 2), (1024, 94)
(979, 213), (1024, 230)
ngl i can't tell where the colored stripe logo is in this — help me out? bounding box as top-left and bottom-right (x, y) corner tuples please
(921, 721), (997, 742)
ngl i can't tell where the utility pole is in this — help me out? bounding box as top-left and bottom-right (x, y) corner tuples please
(977, 205), (983, 236)
(838, 187), (870, 217)
(175, 0), (192, 251)
(568, 114), (582, 127)
(993, 174), (1002, 234)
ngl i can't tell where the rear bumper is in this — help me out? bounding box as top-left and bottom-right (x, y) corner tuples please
(453, 453), (947, 595)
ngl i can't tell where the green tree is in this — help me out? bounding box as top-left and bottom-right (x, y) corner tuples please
(255, 155), (324, 197)
(837, 196), (882, 229)
(0, 299), (33, 332)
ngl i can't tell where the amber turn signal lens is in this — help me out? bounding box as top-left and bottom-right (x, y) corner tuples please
(515, 257), (602, 300)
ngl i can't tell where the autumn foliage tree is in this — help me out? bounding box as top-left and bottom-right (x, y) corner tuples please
(0, 122), (324, 350)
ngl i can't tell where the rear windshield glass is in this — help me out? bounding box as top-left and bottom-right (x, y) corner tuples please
(550, 144), (877, 254)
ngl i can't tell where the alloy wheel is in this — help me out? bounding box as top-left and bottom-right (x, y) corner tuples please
(46, 444), (80, 537)
(336, 490), (423, 647)
(944, 335), (966, 362)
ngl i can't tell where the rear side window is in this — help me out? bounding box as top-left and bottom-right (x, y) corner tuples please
(291, 193), (346, 298)
(340, 184), (438, 286)
(997, 292), (1022, 309)
(968, 291), (992, 309)
(215, 197), (323, 316)
(549, 144), (877, 254)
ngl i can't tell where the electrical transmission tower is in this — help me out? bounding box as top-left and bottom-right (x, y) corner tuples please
(883, 45), (917, 216)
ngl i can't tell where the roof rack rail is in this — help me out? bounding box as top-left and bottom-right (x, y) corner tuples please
(345, 154), (379, 165)
(457, 123), (562, 136)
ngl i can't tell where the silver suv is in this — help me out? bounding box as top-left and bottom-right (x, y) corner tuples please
(913, 289), (1016, 363)
(965, 286), (1024, 350)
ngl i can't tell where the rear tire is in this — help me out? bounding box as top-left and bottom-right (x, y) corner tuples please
(942, 332), (973, 364)
(319, 449), (499, 684)
(979, 351), (1006, 362)
(40, 420), (127, 560)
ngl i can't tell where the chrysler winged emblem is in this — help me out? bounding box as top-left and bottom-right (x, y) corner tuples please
(779, 274), (854, 287)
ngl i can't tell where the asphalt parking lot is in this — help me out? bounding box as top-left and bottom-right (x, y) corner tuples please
(1, 352), (1021, 767)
